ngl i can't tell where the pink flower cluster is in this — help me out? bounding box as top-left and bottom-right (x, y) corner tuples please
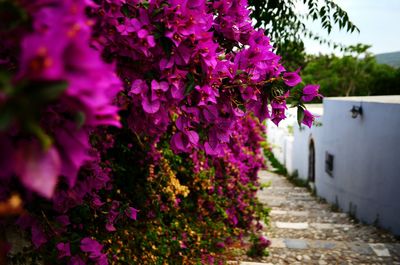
(0, 0), (322, 264)
(94, 0), (316, 159)
(0, 1), (121, 198)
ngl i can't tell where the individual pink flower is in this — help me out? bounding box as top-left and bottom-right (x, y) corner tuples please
(125, 207), (139, 220)
(56, 215), (70, 227)
(301, 84), (322, 102)
(302, 109), (315, 128)
(92, 195), (105, 208)
(258, 236), (271, 248)
(180, 241), (187, 249)
(68, 256), (86, 265)
(97, 254), (109, 265)
(80, 237), (104, 259)
(283, 68), (301, 86)
(270, 91), (290, 126)
(105, 201), (120, 232)
(14, 141), (61, 199)
(195, 85), (219, 106)
(56, 242), (71, 258)
(31, 223), (48, 248)
(116, 18), (139, 36)
(170, 132), (191, 153)
(129, 79), (148, 95)
(216, 242), (225, 248)
(151, 80), (169, 92)
(141, 95), (160, 114)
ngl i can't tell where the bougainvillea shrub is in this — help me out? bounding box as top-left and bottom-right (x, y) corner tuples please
(0, 0), (321, 264)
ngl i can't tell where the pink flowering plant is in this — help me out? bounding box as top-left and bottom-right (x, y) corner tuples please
(0, 0), (321, 264)
(0, 1), (121, 199)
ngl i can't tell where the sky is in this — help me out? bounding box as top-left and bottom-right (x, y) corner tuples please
(302, 0), (400, 55)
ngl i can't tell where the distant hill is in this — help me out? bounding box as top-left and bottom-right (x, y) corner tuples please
(375, 51), (400, 68)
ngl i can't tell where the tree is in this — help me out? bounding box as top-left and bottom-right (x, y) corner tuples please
(301, 45), (400, 97)
(248, 0), (359, 69)
(369, 64), (400, 95)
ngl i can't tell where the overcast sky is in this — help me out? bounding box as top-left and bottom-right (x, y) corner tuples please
(302, 0), (400, 55)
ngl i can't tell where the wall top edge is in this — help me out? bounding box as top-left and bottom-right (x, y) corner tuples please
(324, 95), (400, 104)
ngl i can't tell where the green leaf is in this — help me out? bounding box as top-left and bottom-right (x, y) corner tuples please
(290, 101), (299, 108)
(160, 37), (173, 56)
(248, 0), (359, 65)
(185, 82), (195, 95)
(27, 122), (53, 150)
(0, 1), (28, 31)
(75, 111), (86, 128)
(153, 32), (162, 39)
(141, 1), (150, 9)
(22, 81), (68, 102)
(236, 69), (246, 75)
(187, 72), (195, 82)
(39, 81), (68, 101)
(0, 72), (13, 95)
(297, 106), (305, 126)
(120, 4), (130, 17)
(0, 107), (12, 131)
(320, 7), (326, 17)
(185, 73), (195, 95)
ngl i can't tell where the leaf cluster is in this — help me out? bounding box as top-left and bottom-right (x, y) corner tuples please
(301, 45), (400, 97)
(248, 0), (359, 69)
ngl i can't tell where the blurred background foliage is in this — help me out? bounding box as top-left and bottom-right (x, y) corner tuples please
(248, 0), (400, 97)
(248, 0), (359, 69)
(302, 45), (400, 97)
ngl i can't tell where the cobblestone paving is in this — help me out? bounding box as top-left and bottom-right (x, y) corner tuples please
(234, 171), (400, 265)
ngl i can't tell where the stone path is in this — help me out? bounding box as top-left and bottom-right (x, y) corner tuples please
(235, 170), (400, 265)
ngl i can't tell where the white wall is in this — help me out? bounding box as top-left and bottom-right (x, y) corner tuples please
(266, 96), (400, 235)
(284, 136), (294, 174)
(316, 96), (400, 235)
(266, 108), (296, 173)
(266, 105), (323, 177)
(292, 106), (323, 180)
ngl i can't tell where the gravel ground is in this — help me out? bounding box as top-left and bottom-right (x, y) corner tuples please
(231, 170), (400, 265)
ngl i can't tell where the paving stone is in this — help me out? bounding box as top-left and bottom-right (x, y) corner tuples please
(386, 243), (400, 259)
(262, 196), (286, 201)
(284, 239), (309, 249)
(240, 261), (274, 265)
(266, 200), (284, 207)
(275, 222), (309, 229)
(269, 238), (286, 248)
(291, 195), (315, 201)
(265, 186), (291, 190)
(331, 213), (348, 218)
(348, 242), (374, 255)
(309, 240), (339, 250)
(310, 223), (334, 229)
(334, 224), (354, 229)
(269, 210), (287, 215)
(369, 243), (391, 257)
(288, 210), (309, 217)
(288, 192), (310, 196)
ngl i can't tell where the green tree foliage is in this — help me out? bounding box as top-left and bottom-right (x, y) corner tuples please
(248, 0), (359, 69)
(301, 44), (400, 97)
